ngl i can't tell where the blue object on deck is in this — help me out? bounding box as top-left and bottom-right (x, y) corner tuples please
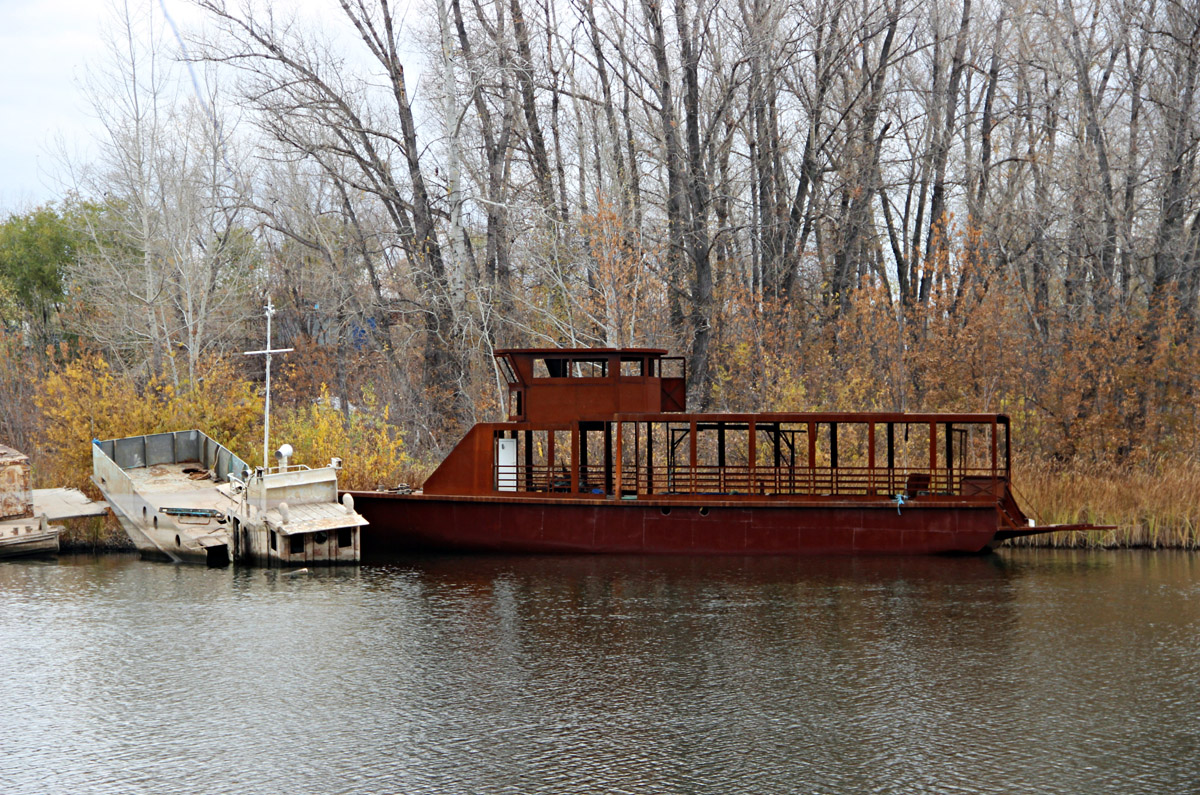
(159, 507), (225, 518)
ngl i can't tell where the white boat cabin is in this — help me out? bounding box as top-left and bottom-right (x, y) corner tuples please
(227, 445), (366, 566)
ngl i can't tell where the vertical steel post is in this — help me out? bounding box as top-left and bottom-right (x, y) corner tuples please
(748, 420), (757, 494)
(646, 422), (655, 495)
(929, 422), (938, 490)
(945, 422), (953, 492)
(868, 423), (876, 494)
(689, 418), (698, 494)
(717, 423), (726, 491)
(807, 421), (816, 495)
(604, 422), (613, 494)
(830, 422), (839, 494)
(243, 299), (293, 469)
(570, 424), (580, 493)
(614, 421), (623, 496)
(990, 419), (998, 487)
(524, 429), (533, 490)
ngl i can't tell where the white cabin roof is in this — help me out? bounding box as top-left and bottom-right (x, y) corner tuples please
(262, 501), (367, 535)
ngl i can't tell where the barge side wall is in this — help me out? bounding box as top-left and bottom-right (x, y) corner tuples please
(350, 493), (1000, 556)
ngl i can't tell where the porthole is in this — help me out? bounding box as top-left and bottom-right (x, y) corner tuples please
(699, 507), (710, 517)
(660, 507), (672, 516)
(175, 534), (181, 547)
(314, 531), (328, 545)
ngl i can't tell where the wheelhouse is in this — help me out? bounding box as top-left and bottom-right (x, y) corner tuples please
(494, 347), (686, 422)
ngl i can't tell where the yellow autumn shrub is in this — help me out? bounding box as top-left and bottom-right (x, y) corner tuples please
(271, 383), (409, 490)
(34, 355), (262, 489)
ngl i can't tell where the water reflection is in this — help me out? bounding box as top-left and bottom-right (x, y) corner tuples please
(0, 551), (1196, 794)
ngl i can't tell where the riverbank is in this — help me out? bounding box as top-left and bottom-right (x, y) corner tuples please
(58, 516), (135, 553)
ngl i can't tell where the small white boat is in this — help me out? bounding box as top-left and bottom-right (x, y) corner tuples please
(0, 514), (61, 558)
(225, 446), (367, 567)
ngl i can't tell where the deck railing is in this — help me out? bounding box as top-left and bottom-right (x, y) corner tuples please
(495, 462), (1001, 498)
(639, 465), (996, 497)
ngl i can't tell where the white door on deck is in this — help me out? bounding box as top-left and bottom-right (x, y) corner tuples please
(497, 439), (517, 492)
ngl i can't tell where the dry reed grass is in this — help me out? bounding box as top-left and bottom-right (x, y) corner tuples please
(1007, 459), (1200, 549)
(398, 462), (437, 490)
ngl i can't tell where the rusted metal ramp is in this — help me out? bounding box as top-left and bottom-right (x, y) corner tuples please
(995, 522), (1116, 541)
(992, 482), (1114, 542)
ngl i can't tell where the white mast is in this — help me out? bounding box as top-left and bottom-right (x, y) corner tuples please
(244, 299), (293, 470)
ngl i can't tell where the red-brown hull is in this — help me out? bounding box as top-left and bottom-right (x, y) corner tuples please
(348, 492), (1003, 556)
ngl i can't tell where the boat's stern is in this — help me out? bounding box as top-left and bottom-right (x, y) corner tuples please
(992, 481), (1114, 542)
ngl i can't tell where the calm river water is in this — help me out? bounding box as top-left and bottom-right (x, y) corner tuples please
(1, 550), (1197, 794)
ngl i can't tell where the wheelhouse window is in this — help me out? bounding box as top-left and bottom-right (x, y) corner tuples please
(496, 355), (518, 385)
(289, 534), (304, 555)
(571, 359), (608, 378)
(532, 357), (608, 379)
(659, 357), (685, 378)
(620, 357), (644, 376)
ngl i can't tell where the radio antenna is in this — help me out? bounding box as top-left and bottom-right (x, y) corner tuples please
(244, 299), (293, 469)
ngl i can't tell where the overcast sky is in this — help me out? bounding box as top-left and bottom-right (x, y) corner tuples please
(0, 0), (409, 215)
(0, 0), (111, 211)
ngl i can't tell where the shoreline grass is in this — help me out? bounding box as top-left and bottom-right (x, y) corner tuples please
(1007, 460), (1200, 549)
(58, 515), (135, 553)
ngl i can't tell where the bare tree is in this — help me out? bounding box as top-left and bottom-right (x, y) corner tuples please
(195, 0), (470, 433)
(67, 0), (256, 384)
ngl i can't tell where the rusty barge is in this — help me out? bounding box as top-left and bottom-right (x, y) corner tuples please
(350, 348), (1090, 556)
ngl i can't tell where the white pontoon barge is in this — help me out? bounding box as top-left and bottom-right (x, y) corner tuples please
(92, 430), (365, 566)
